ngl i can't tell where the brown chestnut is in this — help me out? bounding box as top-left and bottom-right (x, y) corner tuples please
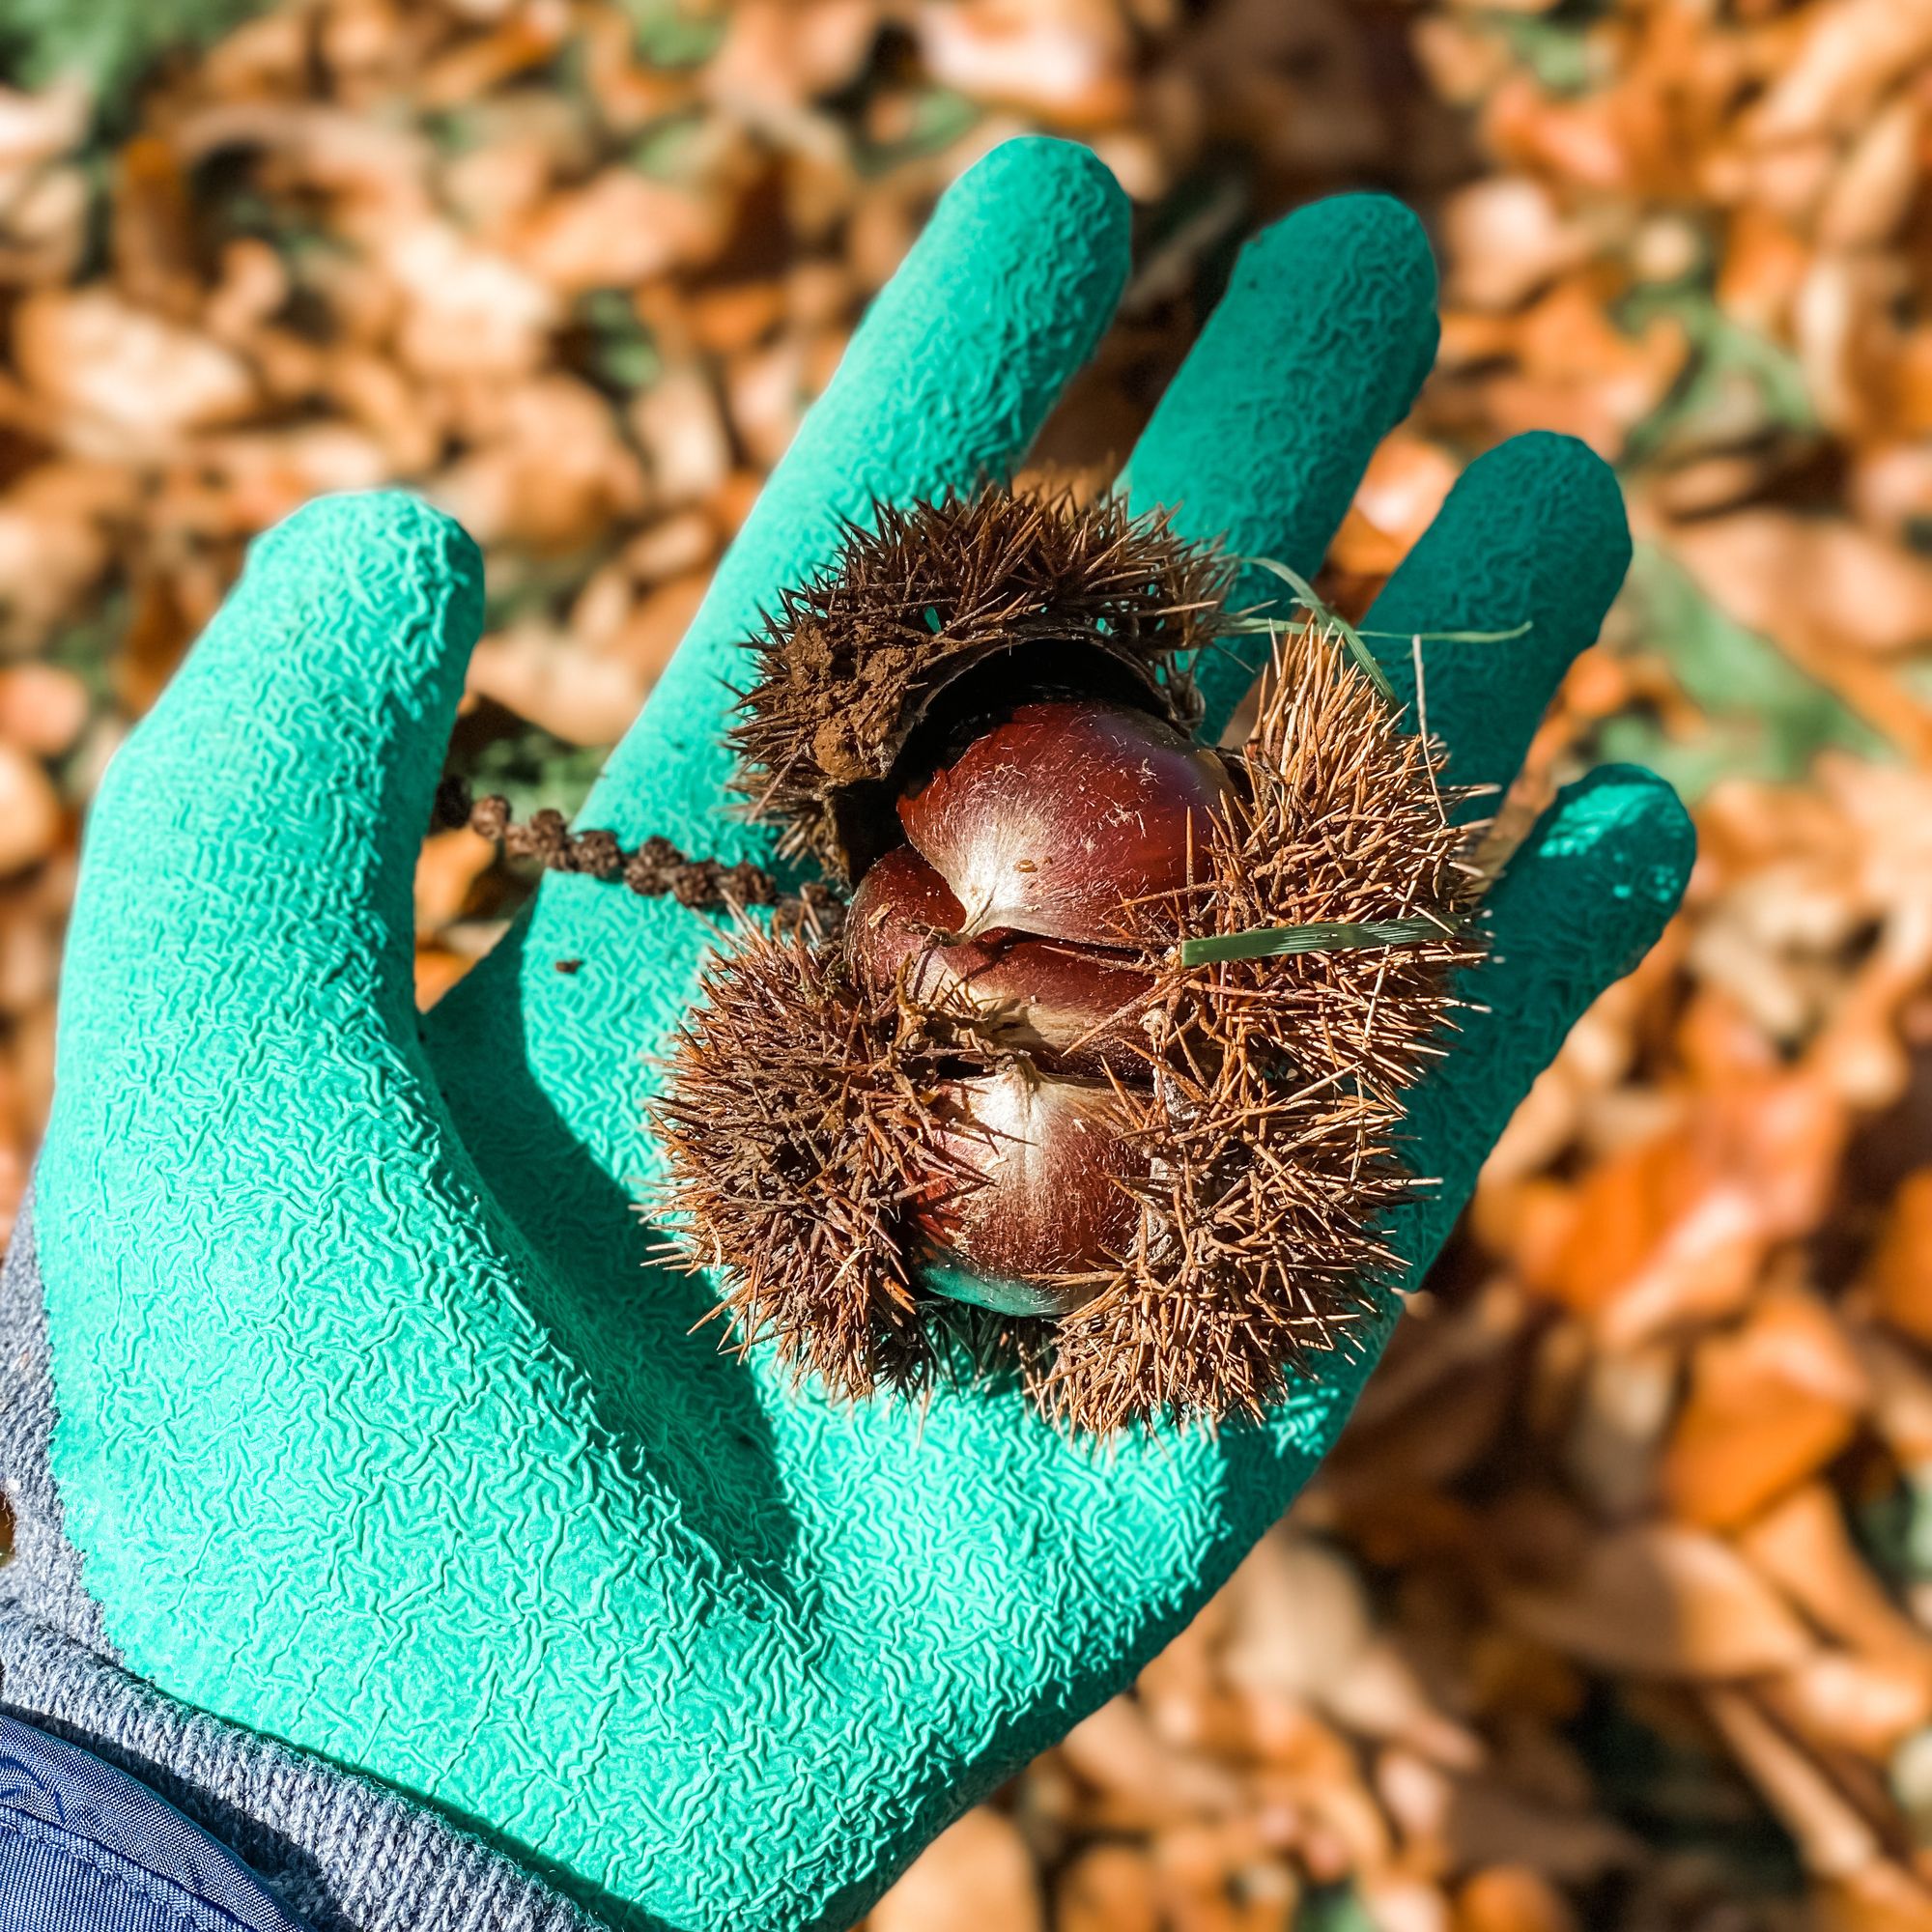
(895, 700), (1232, 946)
(914, 1064), (1142, 1317)
(846, 846), (1157, 1077)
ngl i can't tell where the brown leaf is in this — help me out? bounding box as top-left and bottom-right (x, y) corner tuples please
(412, 947), (470, 1011)
(465, 622), (648, 747)
(511, 169), (729, 294)
(1852, 1327), (1932, 1469)
(630, 367), (733, 508)
(0, 743), (61, 877)
(602, 573), (709, 680)
(1057, 1697), (1246, 1830)
(14, 289), (257, 455)
(1534, 1124), (1754, 1329)
(916, 0), (1136, 127)
(1702, 1687), (1890, 1879)
(1055, 1845), (1160, 1932)
(1562, 1342), (1678, 1520)
(413, 829), (497, 933)
(0, 663), (88, 759)
(704, 0), (880, 114)
(1747, 0), (1932, 143)
(1757, 1650), (1932, 1761)
(1818, 95), (1925, 248)
(1667, 513), (1932, 660)
(1223, 1533), (1482, 1769)
(1867, 1170), (1932, 1347)
(0, 77), (87, 172)
(1740, 1485), (1932, 1662)
(1813, 1861), (1932, 1932)
(1453, 1866), (1581, 1932)
(1440, 177), (1589, 312)
(1496, 1523), (1815, 1678)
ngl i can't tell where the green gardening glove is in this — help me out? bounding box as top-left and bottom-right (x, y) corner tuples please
(33, 136), (1691, 1929)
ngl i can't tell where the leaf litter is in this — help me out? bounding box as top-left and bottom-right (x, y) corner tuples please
(2, 2), (1932, 1926)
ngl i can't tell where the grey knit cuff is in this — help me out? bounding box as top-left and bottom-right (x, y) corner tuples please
(0, 1189), (609, 1932)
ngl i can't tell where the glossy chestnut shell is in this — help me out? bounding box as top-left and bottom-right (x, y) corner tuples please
(845, 847), (1156, 1079)
(838, 696), (1226, 1307)
(895, 699), (1233, 945)
(913, 1065), (1143, 1318)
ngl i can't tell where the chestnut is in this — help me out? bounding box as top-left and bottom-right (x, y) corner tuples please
(895, 700), (1234, 946)
(914, 1064), (1142, 1318)
(850, 698), (1229, 1300)
(845, 846), (1158, 1078)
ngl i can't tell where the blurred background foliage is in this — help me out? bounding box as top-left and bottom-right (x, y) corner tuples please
(3, 2), (1932, 1928)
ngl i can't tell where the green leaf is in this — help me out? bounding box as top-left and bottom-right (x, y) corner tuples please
(629, 107), (711, 182)
(461, 724), (610, 824)
(1297, 1887), (1381, 1932)
(0, 0), (270, 102)
(574, 290), (662, 394)
(859, 91), (981, 177)
(1621, 288), (1815, 466)
(615, 0), (725, 68)
(1483, 7), (1612, 97)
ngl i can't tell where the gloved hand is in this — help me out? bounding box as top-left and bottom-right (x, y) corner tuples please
(20, 136), (1691, 1930)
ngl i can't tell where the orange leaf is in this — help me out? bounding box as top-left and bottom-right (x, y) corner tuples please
(1660, 1293), (1868, 1529)
(1497, 1524), (1814, 1678)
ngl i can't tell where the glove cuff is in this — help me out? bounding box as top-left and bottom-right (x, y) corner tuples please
(0, 1189), (604, 1932)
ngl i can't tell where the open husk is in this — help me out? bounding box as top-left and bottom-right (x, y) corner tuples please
(727, 491), (1229, 884)
(657, 496), (1483, 1430)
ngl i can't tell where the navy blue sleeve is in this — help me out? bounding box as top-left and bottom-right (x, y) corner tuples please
(0, 1713), (315, 1931)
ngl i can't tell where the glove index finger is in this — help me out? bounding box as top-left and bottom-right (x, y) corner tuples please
(584, 134), (1134, 858)
(423, 136), (1132, 1258)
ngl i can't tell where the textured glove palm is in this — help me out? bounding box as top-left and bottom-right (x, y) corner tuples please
(32, 137), (1692, 1930)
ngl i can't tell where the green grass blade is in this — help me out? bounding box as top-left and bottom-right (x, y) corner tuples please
(1179, 918), (1448, 967)
(1245, 555), (1398, 704)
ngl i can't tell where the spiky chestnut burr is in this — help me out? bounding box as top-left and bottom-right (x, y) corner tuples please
(654, 489), (1483, 1431)
(726, 492), (1224, 883)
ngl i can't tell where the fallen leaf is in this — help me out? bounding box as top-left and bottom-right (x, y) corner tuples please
(466, 622), (646, 745)
(1747, 0), (1932, 143)
(916, 0), (1135, 127)
(1867, 1171), (1932, 1348)
(1055, 1844), (1159, 1932)
(0, 662), (88, 758)
(1660, 1292), (1867, 1529)
(1058, 1696), (1246, 1830)
(0, 743), (61, 876)
(1702, 1686), (1887, 1879)
(869, 1807), (1044, 1932)
(13, 289), (257, 455)
(1741, 1485), (1932, 1662)
(1453, 1866), (1580, 1932)
(1496, 1523), (1815, 1678)
(1758, 1650), (1932, 1761)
